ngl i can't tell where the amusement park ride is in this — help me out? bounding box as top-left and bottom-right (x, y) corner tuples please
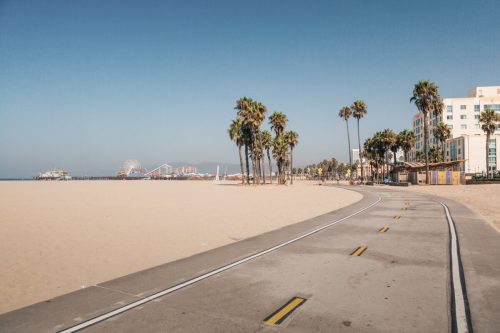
(116, 160), (195, 179)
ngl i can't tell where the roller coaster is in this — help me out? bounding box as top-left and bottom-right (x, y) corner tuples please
(145, 163), (174, 178)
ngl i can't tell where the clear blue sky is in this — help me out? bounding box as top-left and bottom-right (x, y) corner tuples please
(1, 0), (499, 177)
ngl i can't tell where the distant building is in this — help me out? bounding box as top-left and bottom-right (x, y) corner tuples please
(351, 149), (362, 165)
(410, 86), (500, 174)
(37, 170), (71, 180)
(445, 134), (499, 174)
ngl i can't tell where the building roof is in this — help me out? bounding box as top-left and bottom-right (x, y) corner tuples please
(403, 160), (466, 170)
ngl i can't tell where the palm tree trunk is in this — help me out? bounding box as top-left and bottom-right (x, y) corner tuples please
(252, 156), (257, 184)
(277, 161), (281, 184)
(345, 120), (352, 168)
(260, 142), (266, 184)
(423, 113), (430, 184)
(404, 150), (408, 163)
(244, 144), (250, 184)
(385, 150), (388, 181)
(356, 118), (364, 182)
(238, 145), (244, 185)
(267, 150), (273, 184)
(250, 142), (256, 184)
(290, 148), (294, 185)
(486, 132), (490, 179)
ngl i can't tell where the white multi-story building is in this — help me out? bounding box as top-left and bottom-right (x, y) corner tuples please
(409, 86), (500, 174)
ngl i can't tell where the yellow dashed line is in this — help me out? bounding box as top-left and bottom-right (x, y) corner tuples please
(379, 226), (389, 233)
(264, 297), (306, 325)
(351, 245), (367, 256)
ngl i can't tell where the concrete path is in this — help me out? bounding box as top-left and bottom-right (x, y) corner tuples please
(1, 186), (499, 332)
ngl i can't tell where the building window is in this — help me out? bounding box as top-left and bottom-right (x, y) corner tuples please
(460, 105), (466, 110)
(460, 124), (467, 130)
(485, 104), (500, 111)
(474, 124), (480, 129)
(474, 114), (480, 119)
(489, 139), (497, 170)
(460, 115), (467, 119)
(474, 105), (480, 112)
(447, 105), (453, 113)
(448, 124), (453, 129)
(447, 115), (453, 120)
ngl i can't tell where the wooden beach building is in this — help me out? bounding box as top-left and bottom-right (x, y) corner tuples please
(392, 160), (466, 185)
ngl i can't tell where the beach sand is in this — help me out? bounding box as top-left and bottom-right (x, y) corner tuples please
(388, 184), (500, 232)
(0, 180), (361, 314)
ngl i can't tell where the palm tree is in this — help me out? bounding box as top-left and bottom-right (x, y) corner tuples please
(351, 100), (368, 181)
(261, 130), (273, 183)
(428, 146), (441, 163)
(363, 137), (376, 181)
(228, 118), (245, 184)
(367, 132), (386, 183)
(380, 129), (397, 180)
(285, 131), (299, 184)
(410, 80), (442, 184)
(415, 151), (424, 163)
(390, 143), (399, 165)
(269, 112), (288, 137)
(397, 129), (416, 162)
(479, 109), (500, 178)
(236, 98), (268, 184)
(432, 122), (451, 162)
(338, 106), (353, 168)
(234, 97), (254, 184)
(269, 112), (289, 184)
(272, 135), (289, 184)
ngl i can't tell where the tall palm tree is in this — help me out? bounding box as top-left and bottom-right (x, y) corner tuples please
(236, 98), (268, 184)
(363, 137), (376, 181)
(390, 140), (400, 165)
(479, 109), (500, 178)
(380, 129), (397, 180)
(234, 97), (254, 184)
(351, 100), (368, 181)
(261, 130), (273, 183)
(272, 135), (289, 184)
(253, 102), (268, 184)
(397, 129), (416, 162)
(285, 131), (299, 184)
(269, 111), (289, 184)
(338, 106), (353, 168)
(368, 132), (386, 183)
(269, 112), (288, 137)
(432, 122), (451, 162)
(410, 80), (442, 184)
(228, 118), (245, 184)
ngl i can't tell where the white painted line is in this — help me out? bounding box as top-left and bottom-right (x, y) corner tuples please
(58, 197), (381, 332)
(441, 202), (471, 333)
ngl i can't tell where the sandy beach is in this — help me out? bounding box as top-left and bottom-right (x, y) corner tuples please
(0, 180), (361, 314)
(388, 184), (500, 232)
